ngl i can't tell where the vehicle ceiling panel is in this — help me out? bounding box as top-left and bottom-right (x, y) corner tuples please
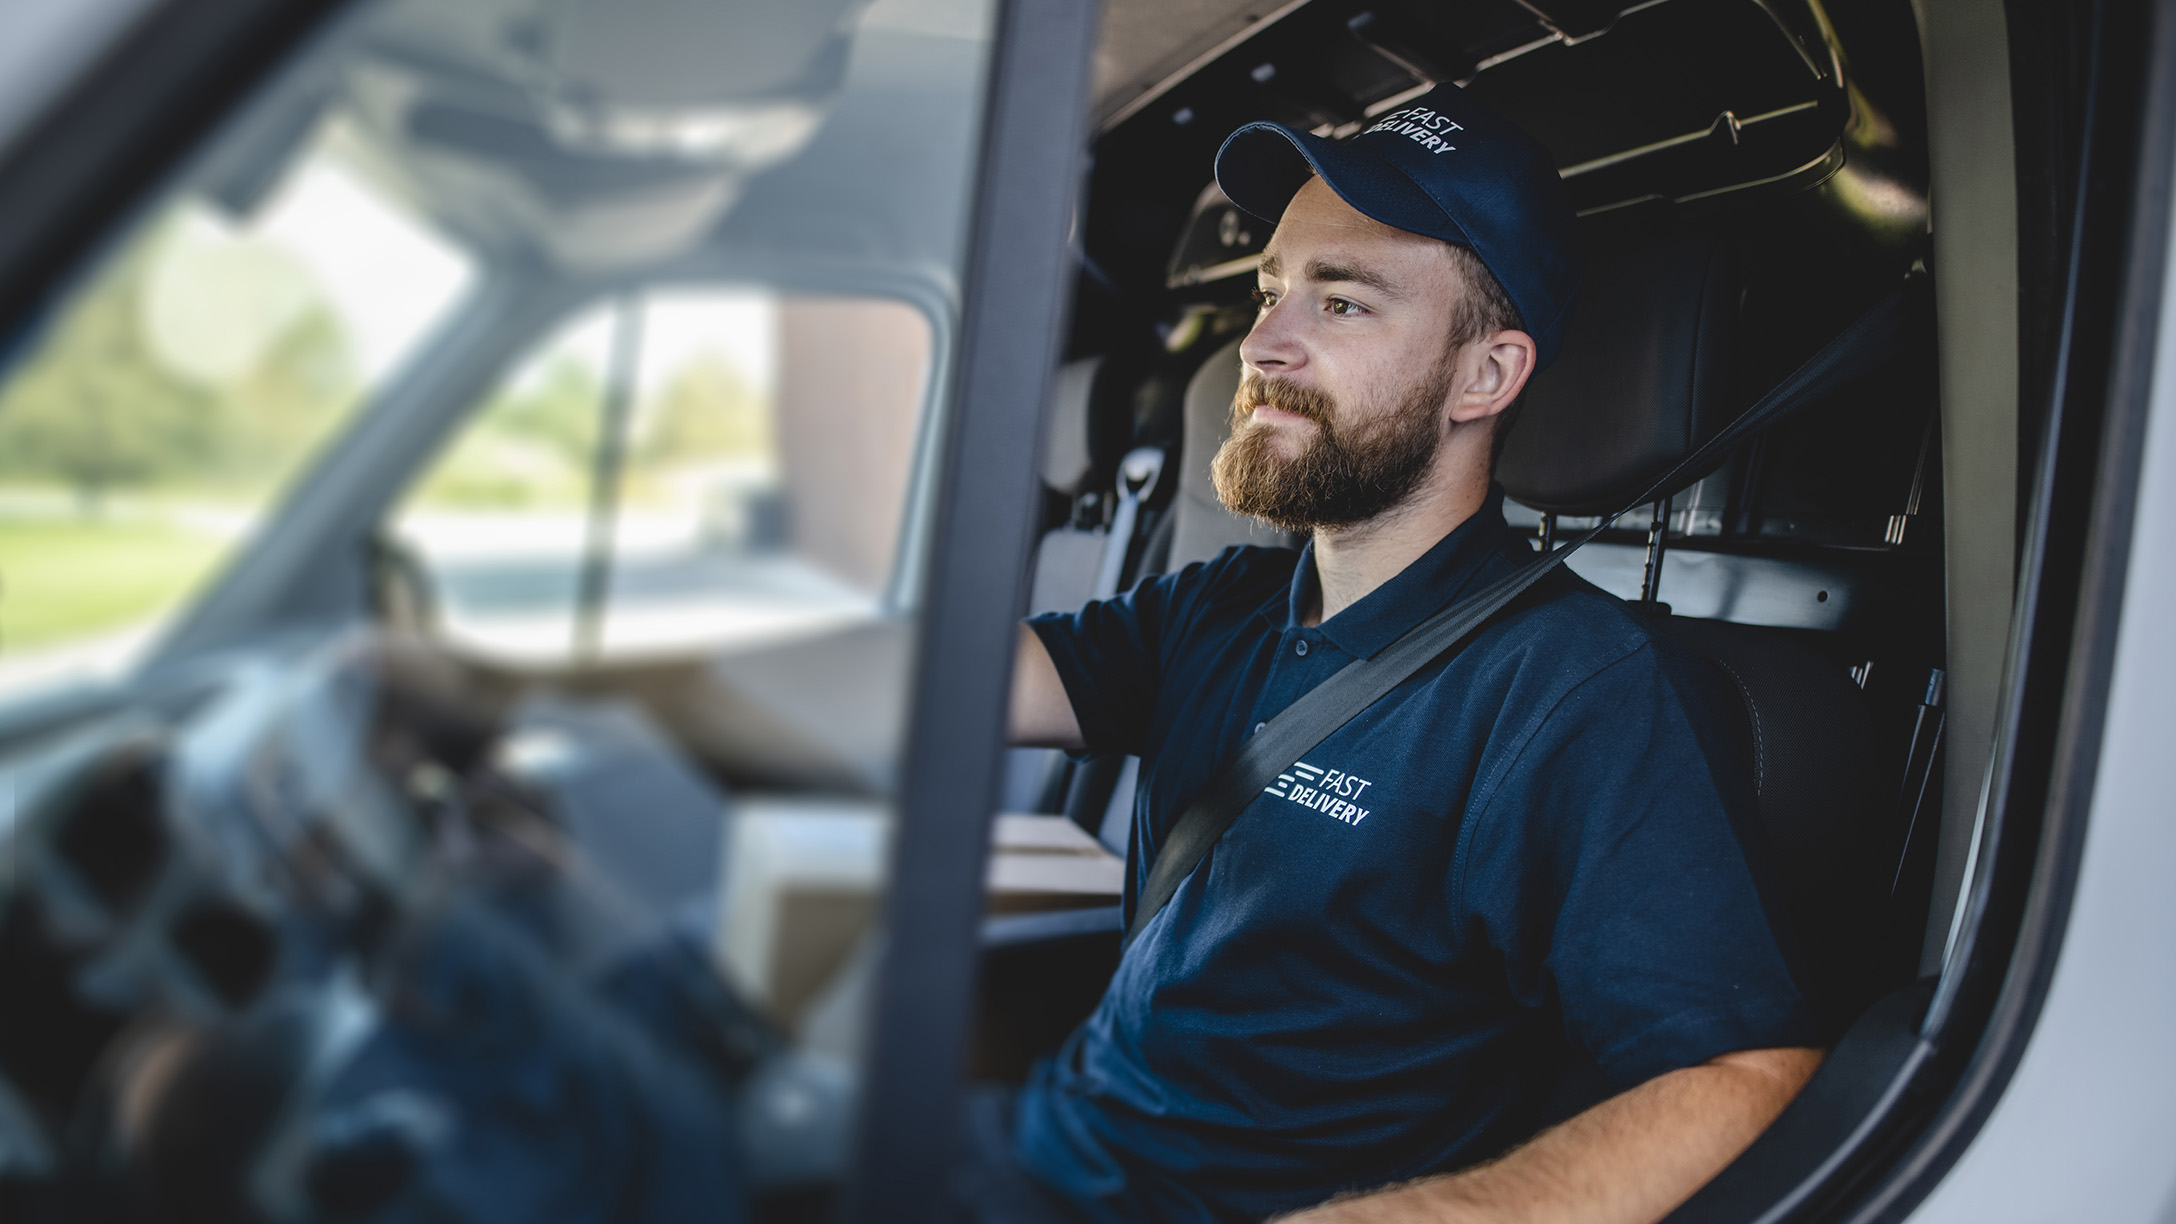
(1091, 0), (1297, 127)
(324, 0), (983, 281)
(706, 25), (990, 294)
(1464, 0), (1824, 169)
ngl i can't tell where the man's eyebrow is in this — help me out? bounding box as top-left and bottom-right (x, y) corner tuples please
(1257, 253), (1407, 301)
(1303, 258), (1405, 298)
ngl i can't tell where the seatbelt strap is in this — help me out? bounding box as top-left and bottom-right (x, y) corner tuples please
(1094, 447), (1166, 598)
(1122, 276), (1919, 950)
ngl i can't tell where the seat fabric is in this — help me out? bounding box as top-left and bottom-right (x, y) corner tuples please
(1659, 616), (1884, 1038)
(1170, 336), (1302, 564)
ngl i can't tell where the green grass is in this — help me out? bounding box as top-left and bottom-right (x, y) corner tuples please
(0, 517), (228, 652)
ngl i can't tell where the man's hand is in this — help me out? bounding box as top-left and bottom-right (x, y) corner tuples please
(1273, 1046), (1822, 1224)
(1010, 625), (1086, 750)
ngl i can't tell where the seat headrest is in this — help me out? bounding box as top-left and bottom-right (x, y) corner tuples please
(1041, 357), (1103, 495)
(1497, 234), (1741, 516)
(1171, 336), (1300, 566)
(1166, 182), (1269, 292)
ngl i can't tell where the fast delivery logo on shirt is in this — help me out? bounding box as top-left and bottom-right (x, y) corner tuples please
(1265, 760), (1374, 825)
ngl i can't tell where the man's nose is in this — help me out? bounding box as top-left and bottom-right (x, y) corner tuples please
(1239, 300), (1305, 374)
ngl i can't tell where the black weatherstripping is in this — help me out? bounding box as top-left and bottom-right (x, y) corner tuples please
(838, 1), (1100, 1221)
(0, 0), (359, 356)
(1661, 1), (2176, 1219)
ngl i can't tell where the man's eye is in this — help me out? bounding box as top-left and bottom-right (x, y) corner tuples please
(1250, 287), (1278, 310)
(1326, 297), (1364, 316)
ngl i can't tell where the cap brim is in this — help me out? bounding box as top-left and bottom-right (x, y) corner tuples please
(1214, 123), (1471, 247)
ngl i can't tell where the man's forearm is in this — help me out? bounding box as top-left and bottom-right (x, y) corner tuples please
(1010, 624), (1086, 749)
(1277, 1046), (1822, 1224)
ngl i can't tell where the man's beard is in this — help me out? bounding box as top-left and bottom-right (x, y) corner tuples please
(1210, 358), (1455, 533)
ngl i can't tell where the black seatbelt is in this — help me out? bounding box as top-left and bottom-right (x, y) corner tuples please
(1122, 276), (1920, 950)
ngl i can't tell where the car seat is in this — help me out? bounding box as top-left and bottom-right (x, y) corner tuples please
(1039, 335), (1304, 851)
(1165, 335), (1303, 564)
(1005, 347), (1181, 819)
(1502, 230), (1891, 1040)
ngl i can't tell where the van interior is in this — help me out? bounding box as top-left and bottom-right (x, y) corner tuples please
(0, 0), (2116, 1220)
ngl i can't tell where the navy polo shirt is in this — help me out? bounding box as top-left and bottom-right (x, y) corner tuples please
(1013, 491), (1815, 1223)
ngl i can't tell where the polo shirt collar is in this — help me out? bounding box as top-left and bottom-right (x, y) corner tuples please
(1274, 485), (1515, 660)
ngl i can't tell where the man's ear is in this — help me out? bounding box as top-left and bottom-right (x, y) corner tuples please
(1448, 330), (1537, 424)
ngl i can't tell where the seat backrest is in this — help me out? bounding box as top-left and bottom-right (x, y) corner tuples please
(1050, 336), (1297, 843)
(1007, 358), (1119, 813)
(1039, 356), (1103, 500)
(1169, 336), (1301, 566)
(1658, 617), (1883, 1037)
(1025, 358), (1110, 618)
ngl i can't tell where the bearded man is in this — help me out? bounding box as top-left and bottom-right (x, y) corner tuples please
(996, 84), (1820, 1224)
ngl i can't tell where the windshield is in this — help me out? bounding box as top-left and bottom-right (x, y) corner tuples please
(0, 121), (473, 702)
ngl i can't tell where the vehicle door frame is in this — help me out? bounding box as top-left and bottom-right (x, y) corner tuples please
(837, 0), (1100, 1217)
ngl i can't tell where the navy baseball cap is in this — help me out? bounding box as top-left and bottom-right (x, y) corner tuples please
(1215, 84), (1582, 368)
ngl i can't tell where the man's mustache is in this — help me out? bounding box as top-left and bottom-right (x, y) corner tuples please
(1233, 373), (1335, 429)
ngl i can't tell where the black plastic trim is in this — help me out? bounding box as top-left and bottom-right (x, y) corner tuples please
(0, 0), (356, 349)
(838, 2), (1100, 1220)
(983, 905), (1124, 948)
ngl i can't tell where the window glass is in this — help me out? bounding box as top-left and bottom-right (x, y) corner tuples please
(0, 0), (997, 1216)
(0, 125), (472, 700)
(392, 303), (614, 663)
(390, 289), (930, 663)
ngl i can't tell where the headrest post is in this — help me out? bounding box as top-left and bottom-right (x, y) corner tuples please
(1639, 496), (1671, 608)
(1536, 513), (1557, 553)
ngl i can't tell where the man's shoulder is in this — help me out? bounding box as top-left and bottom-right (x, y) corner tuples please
(1473, 572), (1694, 694)
(1499, 572), (1655, 651)
(1471, 574), (1746, 754)
(1157, 542), (1303, 605)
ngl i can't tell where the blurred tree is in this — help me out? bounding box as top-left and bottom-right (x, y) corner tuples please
(0, 244), (212, 512)
(218, 304), (362, 474)
(409, 355), (603, 507)
(638, 352), (769, 464)
(492, 356), (604, 468)
(0, 214), (361, 510)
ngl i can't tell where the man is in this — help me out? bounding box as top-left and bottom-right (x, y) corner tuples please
(1002, 84), (1820, 1222)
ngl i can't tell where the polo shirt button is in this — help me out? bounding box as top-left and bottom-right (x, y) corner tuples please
(1293, 639), (1310, 656)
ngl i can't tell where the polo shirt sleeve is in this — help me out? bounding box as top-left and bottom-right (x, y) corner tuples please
(1026, 555), (1222, 757)
(1458, 640), (1819, 1091)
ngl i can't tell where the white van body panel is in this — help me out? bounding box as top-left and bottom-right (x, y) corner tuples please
(1905, 182), (2176, 1224)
